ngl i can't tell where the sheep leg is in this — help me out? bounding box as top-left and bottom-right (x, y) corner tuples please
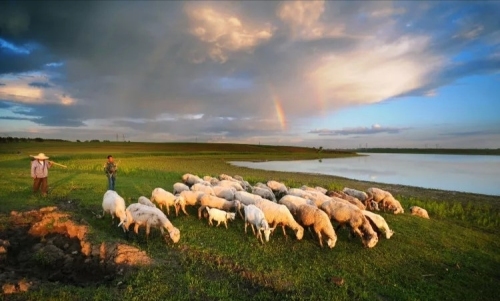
(250, 224), (256, 236)
(208, 216), (213, 226)
(244, 221), (248, 234)
(216, 220), (221, 227)
(166, 205), (170, 216)
(257, 230), (264, 244)
(146, 224), (151, 243)
(182, 205), (189, 216)
(224, 220), (228, 229)
(281, 225), (288, 240)
(198, 206), (206, 219)
(316, 230), (324, 248)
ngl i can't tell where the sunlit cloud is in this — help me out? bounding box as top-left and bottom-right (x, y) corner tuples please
(277, 0), (345, 40)
(186, 5), (273, 63)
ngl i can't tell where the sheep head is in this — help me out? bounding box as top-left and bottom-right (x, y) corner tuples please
(168, 227), (180, 243)
(226, 212), (236, 221)
(295, 226), (304, 240)
(327, 237), (337, 249)
(386, 229), (395, 239)
(260, 221), (274, 242)
(362, 233), (378, 248)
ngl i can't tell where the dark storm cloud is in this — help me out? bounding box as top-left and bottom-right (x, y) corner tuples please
(28, 82), (52, 88)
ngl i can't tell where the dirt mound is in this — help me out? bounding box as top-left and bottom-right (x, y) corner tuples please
(1, 207), (152, 295)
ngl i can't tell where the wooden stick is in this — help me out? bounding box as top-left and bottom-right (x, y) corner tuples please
(50, 161), (68, 168)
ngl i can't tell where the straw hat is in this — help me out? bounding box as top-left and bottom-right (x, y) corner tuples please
(31, 153), (50, 160)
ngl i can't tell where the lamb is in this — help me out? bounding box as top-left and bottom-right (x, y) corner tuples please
(267, 180), (288, 198)
(198, 194), (242, 219)
(252, 186), (277, 202)
(243, 204), (274, 244)
(361, 210), (395, 239)
(255, 199), (304, 240)
(173, 182), (190, 195)
(138, 196), (156, 208)
(123, 203), (180, 243)
(191, 183), (215, 195)
(278, 194), (314, 216)
(320, 200), (378, 248)
(102, 190), (127, 232)
(150, 188), (177, 215)
(213, 185), (236, 201)
(366, 187), (404, 214)
(206, 207), (236, 229)
(296, 204), (337, 248)
(182, 173), (204, 187)
(409, 206), (430, 219)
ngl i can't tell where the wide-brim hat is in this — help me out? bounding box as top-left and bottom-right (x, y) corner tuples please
(31, 153), (49, 160)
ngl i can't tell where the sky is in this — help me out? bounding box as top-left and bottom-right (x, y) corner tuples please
(0, 0), (499, 149)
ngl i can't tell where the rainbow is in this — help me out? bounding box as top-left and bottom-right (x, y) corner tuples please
(273, 95), (287, 131)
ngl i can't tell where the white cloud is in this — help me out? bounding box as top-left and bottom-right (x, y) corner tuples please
(186, 6), (273, 63)
(306, 35), (444, 106)
(277, 0), (345, 40)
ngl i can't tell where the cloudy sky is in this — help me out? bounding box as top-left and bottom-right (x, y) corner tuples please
(1, 1), (499, 148)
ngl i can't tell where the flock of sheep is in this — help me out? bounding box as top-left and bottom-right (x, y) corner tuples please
(101, 173), (430, 248)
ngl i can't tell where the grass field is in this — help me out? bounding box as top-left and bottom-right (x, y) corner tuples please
(0, 141), (499, 300)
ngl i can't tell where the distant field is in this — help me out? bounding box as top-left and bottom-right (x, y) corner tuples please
(0, 142), (499, 300)
(351, 148), (500, 155)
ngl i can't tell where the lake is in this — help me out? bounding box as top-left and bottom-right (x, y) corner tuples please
(230, 153), (500, 196)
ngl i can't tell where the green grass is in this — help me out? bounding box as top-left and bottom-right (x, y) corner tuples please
(1, 142), (499, 300)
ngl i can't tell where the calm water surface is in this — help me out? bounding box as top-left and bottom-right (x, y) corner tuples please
(230, 153), (500, 196)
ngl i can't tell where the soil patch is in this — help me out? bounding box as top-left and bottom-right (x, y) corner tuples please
(1, 207), (152, 295)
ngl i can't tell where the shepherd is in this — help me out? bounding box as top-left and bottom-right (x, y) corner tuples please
(104, 155), (117, 191)
(30, 153), (53, 197)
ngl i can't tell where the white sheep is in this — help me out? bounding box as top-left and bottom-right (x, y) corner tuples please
(296, 204), (337, 248)
(191, 183), (215, 195)
(287, 188), (315, 201)
(267, 180), (288, 198)
(234, 191), (265, 206)
(252, 186), (277, 202)
(366, 187), (404, 214)
(218, 180), (244, 191)
(138, 196), (156, 208)
(243, 204), (274, 244)
(361, 210), (395, 239)
(254, 182), (273, 193)
(102, 190), (127, 232)
(278, 194), (314, 216)
(255, 199), (304, 240)
(326, 191), (366, 210)
(123, 203), (180, 243)
(409, 206), (430, 219)
(173, 182), (190, 195)
(206, 207), (236, 229)
(302, 189), (331, 208)
(343, 187), (370, 203)
(213, 185), (236, 201)
(150, 188), (177, 215)
(182, 173), (204, 187)
(320, 200), (378, 248)
(175, 190), (204, 216)
(198, 194), (242, 219)
(300, 185), (327, 195)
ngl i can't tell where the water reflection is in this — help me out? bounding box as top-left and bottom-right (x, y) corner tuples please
(230, 153), (500, 196)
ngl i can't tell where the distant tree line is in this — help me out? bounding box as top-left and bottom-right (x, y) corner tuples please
(0, 136), (69, 143)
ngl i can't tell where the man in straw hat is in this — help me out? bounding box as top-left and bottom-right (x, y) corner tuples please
(30, 153), (53, 197)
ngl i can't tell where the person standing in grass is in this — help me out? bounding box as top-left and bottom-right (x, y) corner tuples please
(30, 153), (53, 197)
(104, 155), (117, 190)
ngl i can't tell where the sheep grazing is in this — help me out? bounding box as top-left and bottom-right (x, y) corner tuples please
(124, 203), (180, 243)
(102, 190), (127, 232)
(198, 194), (242, 219)
(173, 182), (190, 195)
(267, 180), (288, 198)
(255, 199), (304, 240)
(300, 185), (327, 195)
(206, 207), (236, 229)
(243, 204), (274, 244)
(150, 188), (177, 215)
(182, 173), (204, 187)
(191, 183), (215, 195)
(278, 195), (314, 216)
(342, 187), (372, 208)
(302, 190), (331, 208)
(213, 186), (236, 201)
(254, 182), (273, 193)
(175, 190), (204, 216)
(233, 175), (244, 182)
(366, 188), (404, 214)
(218, 180), (244, 191)
(296, 204), (337, 248)
(252, 186), (277, 202)
(287, 188), (314, 201)
(327, 190), (366, 210)
(320, 200), (378, 248)
(409, 206), (430, 219)
(234, 191), (265, 206)
(138, 196), (156, 208)
(361, 210), (395, 239)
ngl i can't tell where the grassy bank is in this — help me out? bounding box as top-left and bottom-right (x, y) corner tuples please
(0, 142), (499, 300)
